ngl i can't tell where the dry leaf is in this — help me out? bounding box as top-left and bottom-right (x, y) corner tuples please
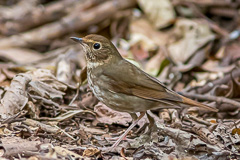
(138, 0), (176, 28)
(0, 69), (67, 118)
(129, 18), (168, 47)
(0, 73), (31, 118)
(83, 148), (101, 157)
(167, 18), (215, 64)
(232, 128), (240, 135)
(192, 124), (218, 145)
(54, 146), (86, 159)
(94, 102), (132, 127)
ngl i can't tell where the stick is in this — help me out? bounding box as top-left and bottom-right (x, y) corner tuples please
(0, 0), (78, 35)
(0, 0), (136, 48)
(195, 69), (240, 94)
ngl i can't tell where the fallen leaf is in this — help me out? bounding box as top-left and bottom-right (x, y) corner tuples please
(138, 0), (176, 29)
(83, 147), (101, 157)
(129, 18), (169, 47)
(211, 76), (240, 98)
(54, 146), (86, 159)
(94, 102), (132, 127)
(232, 128), (240, 135)
(201, 59), (235, 73)
(0, 73), (31, 118)
(167, 18), (215, 64)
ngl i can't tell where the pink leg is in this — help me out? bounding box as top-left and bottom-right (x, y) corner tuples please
(111, 112), (146, 148)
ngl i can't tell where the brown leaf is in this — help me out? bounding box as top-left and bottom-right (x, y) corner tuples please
(83, 147), (101, 157)
(0, 73), (31, 118)
(94, 102), (132, 127)
(131, 42), (149, 61)
(54, 146), (86, 159)
(138, 0), (176, 29)
(201, 59), (235, 73)
(232, 128), (240, 135)
(167, 18), (215, 64)
(192, 123), (218, 145)
(211, 76), (240, 98)
(222, 42), (240, 66)
(80, 91), (99, 109)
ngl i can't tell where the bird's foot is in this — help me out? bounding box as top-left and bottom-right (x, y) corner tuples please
(110, 112), (146, 148)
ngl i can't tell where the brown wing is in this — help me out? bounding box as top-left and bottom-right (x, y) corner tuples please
(102, 59), (182, 103)
(101, 59), (218, 112)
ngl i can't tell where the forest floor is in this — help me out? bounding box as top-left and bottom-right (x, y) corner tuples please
(0, 0), (240, 159)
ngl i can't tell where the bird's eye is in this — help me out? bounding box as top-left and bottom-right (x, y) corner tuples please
(93, 43), (101, 50)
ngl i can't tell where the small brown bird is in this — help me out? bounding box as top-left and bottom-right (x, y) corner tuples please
(70, 34), (218, 147)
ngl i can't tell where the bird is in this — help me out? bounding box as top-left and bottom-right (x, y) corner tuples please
(70, 34), (218, 148)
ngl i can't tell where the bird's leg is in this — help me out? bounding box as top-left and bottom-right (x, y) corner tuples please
(69, 85), (80, 106)
(122, 113), (138, 140)
(111, 112), (146, 148)
(69, 66), (87, 106)
(145, 111), (157, 133)
(106, 113), (138, 141)
(146, 112), (154, 131)
(130, 112), (138, 122)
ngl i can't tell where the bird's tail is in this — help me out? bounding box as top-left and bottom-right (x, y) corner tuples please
(180, 96), (218, 112)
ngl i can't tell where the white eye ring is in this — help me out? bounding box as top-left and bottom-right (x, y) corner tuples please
(93, 43), (101, 50)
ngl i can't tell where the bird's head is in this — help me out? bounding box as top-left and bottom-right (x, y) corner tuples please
(70, 34), (122, 64)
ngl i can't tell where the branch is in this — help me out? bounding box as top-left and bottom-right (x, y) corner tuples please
(192, 69), (240, 94)
(0, 0), (78, 35)
(0, 0), (136, 48)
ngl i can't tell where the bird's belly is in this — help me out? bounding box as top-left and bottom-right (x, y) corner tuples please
(87, 74), (158, 113)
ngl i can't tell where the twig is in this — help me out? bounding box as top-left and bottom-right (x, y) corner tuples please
(181, 92), (240, 108)
(1, 110), (27, 124)
(0, 0), (136, 48)
(155, 121), (222, 152)
(69, 84), (80, 106)
(185, 115), (211, 126)
(209, 7), (238, 18)
(54, 125), (76, 140)
(0, 0), (78, 35)
(191, 69), (240, 94)
(69, 66), (87, 106)
(23, 119), (60, 133)
(172, 0), (233, 7)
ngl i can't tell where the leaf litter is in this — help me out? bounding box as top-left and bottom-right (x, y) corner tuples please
(0, 0), (240, 159)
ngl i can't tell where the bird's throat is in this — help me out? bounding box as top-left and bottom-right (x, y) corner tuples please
(86, 55), (113, 69)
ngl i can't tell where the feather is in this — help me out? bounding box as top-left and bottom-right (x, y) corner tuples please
(101, 59), (218, 112)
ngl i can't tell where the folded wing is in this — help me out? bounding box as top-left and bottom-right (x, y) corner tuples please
(101, 59), (218, 112)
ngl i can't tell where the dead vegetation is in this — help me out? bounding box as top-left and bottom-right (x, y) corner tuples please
(0, 0), (240, 159)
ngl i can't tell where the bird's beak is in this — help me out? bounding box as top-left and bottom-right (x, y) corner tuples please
(70, 37), (83, 44)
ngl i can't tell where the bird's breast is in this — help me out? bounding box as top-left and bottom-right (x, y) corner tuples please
(87, 68), (105, 103)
